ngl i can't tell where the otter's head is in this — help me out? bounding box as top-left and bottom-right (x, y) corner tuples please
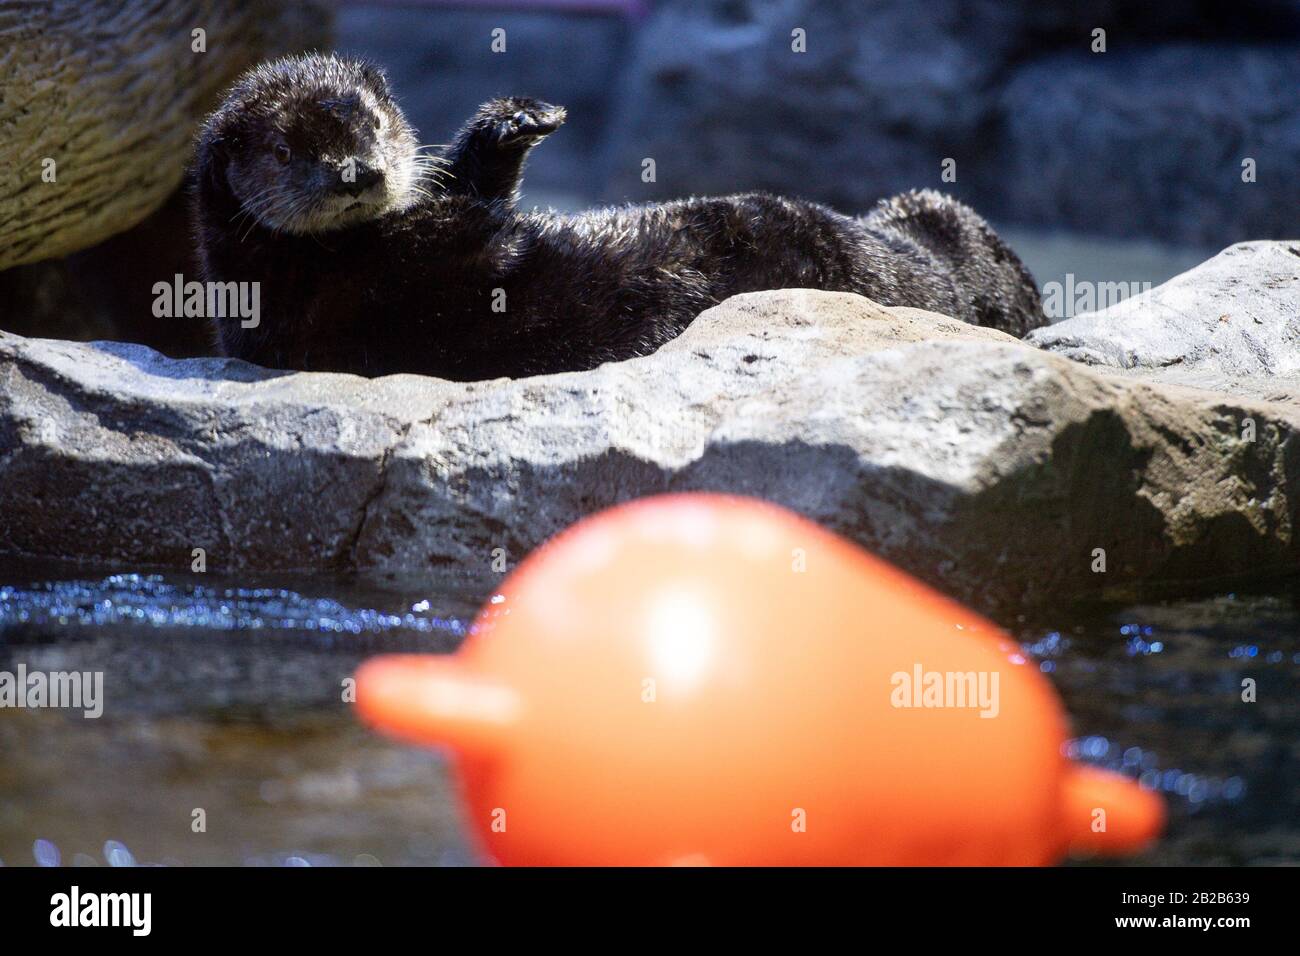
(197, 54), (423, 234)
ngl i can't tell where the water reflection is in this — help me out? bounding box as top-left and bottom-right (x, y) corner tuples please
(1, 569), (1296, 865)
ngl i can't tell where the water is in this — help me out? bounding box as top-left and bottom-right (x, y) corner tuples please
(1, 561), (1296, 866)
(0, 563), (480, 867)
(1024, 591), (1300, 866)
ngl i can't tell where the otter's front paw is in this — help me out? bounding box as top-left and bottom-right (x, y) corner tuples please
(484, 98), (567, 147)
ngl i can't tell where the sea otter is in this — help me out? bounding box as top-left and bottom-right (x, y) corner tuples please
(192, 53), (1044, 380)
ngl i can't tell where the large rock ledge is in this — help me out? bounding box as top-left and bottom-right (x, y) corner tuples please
(2, 261), (1298, 614)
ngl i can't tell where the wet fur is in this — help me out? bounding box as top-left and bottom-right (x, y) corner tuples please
(194, 55), (1045, 380)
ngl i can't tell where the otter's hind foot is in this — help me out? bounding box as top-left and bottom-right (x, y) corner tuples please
(481, 97), (567, 148)
(442, 97), (567, 205)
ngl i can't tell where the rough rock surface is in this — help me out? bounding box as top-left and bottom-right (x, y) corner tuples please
(1028, 241), (1300, 398)
(2, 285), (1296, 615)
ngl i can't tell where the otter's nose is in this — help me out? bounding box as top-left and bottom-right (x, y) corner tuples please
(333, 161), (384, 197)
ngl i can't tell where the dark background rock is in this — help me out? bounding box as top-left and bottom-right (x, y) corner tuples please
(999, 44), (1300, 246)
(593, 0), (1023, 210)
(0, 192), (208, 357)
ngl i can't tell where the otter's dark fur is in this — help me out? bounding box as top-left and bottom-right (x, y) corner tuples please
(193, 54), (1045, 380)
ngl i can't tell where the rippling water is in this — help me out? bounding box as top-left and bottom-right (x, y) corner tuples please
(0, 560), (1295, 866)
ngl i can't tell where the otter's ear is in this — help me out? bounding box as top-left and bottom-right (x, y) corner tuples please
(355, 60), (391, 95)
(197, 130), (235, 160)
(194, 131), (238, 194)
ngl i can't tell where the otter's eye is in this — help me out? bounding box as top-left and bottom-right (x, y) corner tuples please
(273, 144), (292, 165)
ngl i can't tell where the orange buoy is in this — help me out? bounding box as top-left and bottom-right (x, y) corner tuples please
(355, 493), (1163, 865)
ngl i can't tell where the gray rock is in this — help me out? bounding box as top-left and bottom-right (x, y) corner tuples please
(3, 287), (1296, 615)
(1027, 240), (1300, 398)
